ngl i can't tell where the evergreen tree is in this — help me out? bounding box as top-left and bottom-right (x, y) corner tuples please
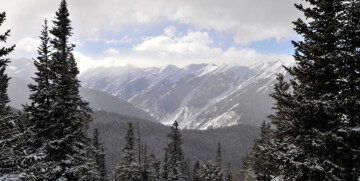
(266, 0), (360, 180)
(0, 11), (27, 180)
(199, 161), (223, 181)
(163, 121), (187, 181)
(250, 121), (274, 181)
(192, 161), (201, 181)
(162, 149), (169, 180)
(216, 142), (222, 169)
(21, 19), (52, 179)
(336, 0), (360, 179)
(223, 163), (232, 181)
(93, 129), (108, 181)
(147, 154), (161, 181)
(115, 123), (140, 181)
(26, 1), (97, 179)
(0, 12), (14, 116)
(238, 151), (256, 181)
(25, 18), (52, 144)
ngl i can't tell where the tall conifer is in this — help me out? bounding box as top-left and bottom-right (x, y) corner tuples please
(115, 123), (140, 181)
(0, 11), (24, 180)
(30, 1), (96, 179)
(163, 121), (186, 181)
(267, 0), (359, 180)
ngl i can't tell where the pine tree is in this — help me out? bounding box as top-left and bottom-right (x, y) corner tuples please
(266, 0), (359, 180)
(0, 11), (27, 180)
(147, 154), (161, 181)
(25, 18), (52, 146)
(162, 149), (169, 180)
(139, 142), (160, 181)
(199, 161), (223, 181)
(336, 0), (360, 179)
(93, 129), (108, 181)
(163, 121), (187, 181)
(223, 163), (232, 181)
(115, 122), (140, 181)
(249, 121), (274, 181)
(28, 1), (96, 180)
(216, 142), (222, 169)
(0, 12), (14, 116)
(192, 161), (201, 181)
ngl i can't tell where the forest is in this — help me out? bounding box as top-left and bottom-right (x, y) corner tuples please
(0, 0), (359, 181)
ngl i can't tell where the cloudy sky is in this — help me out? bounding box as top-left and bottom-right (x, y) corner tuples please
(0, 0), (303, 73)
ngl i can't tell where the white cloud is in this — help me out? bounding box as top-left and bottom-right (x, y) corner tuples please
(135, 27), (221, 55)
(16, 37), (41, 53)
(220, 47), (294, 66)
(164, 26), (176, 37)
(1, 0), (303, 45)
(104, 48), (120, 55)
(105, 35), (131, 45)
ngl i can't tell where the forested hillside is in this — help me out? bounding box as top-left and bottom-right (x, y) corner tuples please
(91, 111), (259, 175)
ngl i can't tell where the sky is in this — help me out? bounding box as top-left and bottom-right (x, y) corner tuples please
(0, 0), (303, 73)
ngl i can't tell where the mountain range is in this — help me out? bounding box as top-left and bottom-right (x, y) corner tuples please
(8, 58), (290, 129)
(80, 61), (289, 129)
(6, 58), (155, 122)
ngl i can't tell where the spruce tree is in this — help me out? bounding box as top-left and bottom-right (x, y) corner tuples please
(25, 18), (52, 147)
(147, 154), (161, 181)
(20, 19), (53, 180)
(266, 0), (359, 180)
(223, 163), (232, 181)
(336, 0), (360, 179)
(30, 0), (96, 179)
(0, 11), (26, 180)
(163, 121), (186, 181)
(0, 12), (14, 116)
(162, 149), (169, 180)
(216, 142), (222, 169)
(192, 161), (201, 181)
(199, 161), (223, 181)
(249, 121), (274, 181)
(93, 129), (108, 181)
(115, 122), (140, 181)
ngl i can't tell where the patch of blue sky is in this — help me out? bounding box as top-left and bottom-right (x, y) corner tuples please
(247, 38), (295, 55)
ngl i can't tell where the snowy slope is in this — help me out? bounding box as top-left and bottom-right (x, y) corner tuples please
(80, 61), (289, 129)
(8, 57), (289, 129)
(6, 59), (156, 121)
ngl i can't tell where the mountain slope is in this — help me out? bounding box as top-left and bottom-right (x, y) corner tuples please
(7, 76), (156, 121)
(81, 61), (289, 129)
(91, 111), (260, 173)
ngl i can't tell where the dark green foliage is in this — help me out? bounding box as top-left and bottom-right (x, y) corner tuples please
(251, 0), (360, 180)
(139, 143), (161, 181)
(115, 122), (140, 181)
(21, 1), (97, 180)
(93, 129), (108, 181)
(242, 121), (274, 181)
(0, 12), (15, 116)
(91, 111), (259, 177)
(199, 161), (223, 181)
(192, 161), (201, 181)
(0, 11), (26, 180)
(223, 163), (232, 181)
(25, 19), (52, 147)
(216, 142), (222, 169)
(164, 121), (187, 181)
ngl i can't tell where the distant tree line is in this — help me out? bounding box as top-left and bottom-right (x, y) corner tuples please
(240, 0), (359, 180)
(113, 121), (233, 181)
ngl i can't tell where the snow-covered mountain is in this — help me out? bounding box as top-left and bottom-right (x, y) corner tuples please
(80, 61), (289, 129)
(6, 59), (156, 122)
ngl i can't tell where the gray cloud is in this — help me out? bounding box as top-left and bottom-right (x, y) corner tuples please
(1, 0), (303, 45)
